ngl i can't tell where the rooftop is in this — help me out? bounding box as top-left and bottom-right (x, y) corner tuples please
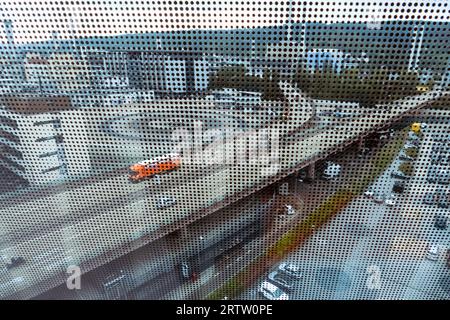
(0, 94), (73, 115)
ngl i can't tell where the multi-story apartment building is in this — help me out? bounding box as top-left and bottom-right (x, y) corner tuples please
(0, 94), (71, 186)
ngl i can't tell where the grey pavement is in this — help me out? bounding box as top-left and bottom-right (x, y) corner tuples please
(240, 123), (450, 300)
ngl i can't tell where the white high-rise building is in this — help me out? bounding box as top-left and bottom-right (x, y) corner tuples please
(165, 57), (187, 93)
(0, 95), (72, 185)
(194, 55), (210, 92)
(306, 49), (345, 74)
(408, 25), (425, 72)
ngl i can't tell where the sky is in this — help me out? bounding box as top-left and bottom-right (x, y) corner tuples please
(0, 0), (449, 44)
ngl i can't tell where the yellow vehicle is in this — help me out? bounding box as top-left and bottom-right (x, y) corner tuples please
(416, 85), (430, 93)
(411, 122), (421, 134)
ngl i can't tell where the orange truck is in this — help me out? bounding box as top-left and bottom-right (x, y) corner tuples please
(128, 153), (181, 182)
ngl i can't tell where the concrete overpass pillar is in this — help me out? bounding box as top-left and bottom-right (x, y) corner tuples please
(357, 138), (365, 151)
(278, 181), (290, 195)
(179, 227), (189, 240)
(307, 162), (316, 181)
(278, 175), (298, 195)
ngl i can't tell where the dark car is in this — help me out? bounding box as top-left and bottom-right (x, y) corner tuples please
(430, 153), (442, 165)
(432, 142), (441, 153)
(440, 197), (450, 208)
(435, 215), (448, 230)
(437, 170), (450, 185)
(407, 139), (421, 147)
(391, 171), (409, 180)
(442, 153), (450, 166)
(435, 189), (449, 208)
(5, 256), (25, 270)
(357, 147), (370, 158)
(423, 192), (435, 205)
(297, 171), (313, 184)
(392, 180), (406, 194)
(427, 167), (438, 183)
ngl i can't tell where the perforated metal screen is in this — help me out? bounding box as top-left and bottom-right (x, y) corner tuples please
(0, 1), (449, 300)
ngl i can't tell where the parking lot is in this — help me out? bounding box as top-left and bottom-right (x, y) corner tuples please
(240, 123), (450, 300)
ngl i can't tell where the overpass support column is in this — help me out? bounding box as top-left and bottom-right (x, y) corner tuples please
(357, 138), (365, 151)
(179, 227), (189, 240)
(278, 177), (296, 196)
(307, 162), (316, 181)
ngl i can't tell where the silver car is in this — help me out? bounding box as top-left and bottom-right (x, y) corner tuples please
(423, 192), (435, 205)
(259, 281), (289, 300)
(385, 194), (396, 207)
(268, 271), (294, 290)
(373, 193), (385, 204)
(426, 245), (440, 261)
(437, 170), (450, 185)
(156, 196), (177, 209)
(278, 262), (303, 279)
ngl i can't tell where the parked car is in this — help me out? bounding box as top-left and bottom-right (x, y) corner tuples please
(156, 196), (177, 209)
(407, 138), (421, 147)
(442, 154), (450, 166)
(284, 205), (296, 216)
(364, 187), (374, 198)
(435, 189), (449, 208)
(268, 271), (294, 290)
(399, 151), (414, 162)
(430, 153), (442, 165)
(5, 256), (25, 270)
(437, 170), (450, 185)
(435, 216), (448, 230)
(427, 167), (438, 183)
(426, 245), (440, 261)
(432, 142), (441, 153)
(259, 281), (289, 300)
(278, 262), (303, 279)
(373, 193), (385, 204)
(391, 171), (410, 180)
(385, 194), (397, 207)
(423, 192), (435, 205)
(392, 180), (405, 194)
(298, 171), (312, 184)
(358, 147), (370, 158)
(408, 131), (422, 143)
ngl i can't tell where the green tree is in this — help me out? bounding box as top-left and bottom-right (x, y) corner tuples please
(261, 69), (283, 101)
(208, 65), (283, 101)
(294, 64), (313, 93)
(208, 65), (247, 90)
(405, 147), (418, 159)
(399, 162), (414, 176)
